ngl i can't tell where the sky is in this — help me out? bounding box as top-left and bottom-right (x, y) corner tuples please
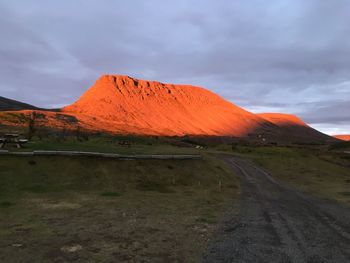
(0, 0), (349, 135)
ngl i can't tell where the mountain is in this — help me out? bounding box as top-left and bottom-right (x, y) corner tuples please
(0, 75), (337, 143)
(257, 113), (334, 143)
(0, 96), (39, 111)
(257, 113), (307, 127)
(62, 75), (274, 136)
(333, 135), (350, 141)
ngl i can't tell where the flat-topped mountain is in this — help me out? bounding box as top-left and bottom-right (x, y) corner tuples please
(0, 75), (337, 143)
(62, 75), (272, 136)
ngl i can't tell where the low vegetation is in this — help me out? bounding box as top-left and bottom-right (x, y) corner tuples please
(1, 130), (349, 261)
(0, 128), (203, 155)
(228, 145), (350, 205)
(0, 154), (239, 262)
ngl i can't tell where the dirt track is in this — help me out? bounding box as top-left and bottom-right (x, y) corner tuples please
(202, 156), (350, 263)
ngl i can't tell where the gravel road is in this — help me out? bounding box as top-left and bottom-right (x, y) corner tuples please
(202, 156), (350, 263)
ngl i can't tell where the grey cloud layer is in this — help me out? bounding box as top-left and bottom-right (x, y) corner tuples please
(0, 0), (349, 133)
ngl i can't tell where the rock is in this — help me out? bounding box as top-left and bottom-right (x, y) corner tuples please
(60, 244), (83, 253)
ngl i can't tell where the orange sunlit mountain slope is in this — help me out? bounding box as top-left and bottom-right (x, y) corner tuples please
(62, 75), (272, 136)
(0, 75), (336, 142)
(333, 135), (350, 141)
(257, 113), (307, 127)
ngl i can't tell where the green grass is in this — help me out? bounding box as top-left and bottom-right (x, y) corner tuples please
(0, 201), (15, 208)
(100, 191), (123, 197)
(4, 136), (202, 155)
(2, 134), (348, 260)
(329, 141), (350, 151)
(231, 146), (350, 205)
(0, 153), (239, 262)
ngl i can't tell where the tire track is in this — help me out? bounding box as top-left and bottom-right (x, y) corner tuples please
(202, 156), (350, 263)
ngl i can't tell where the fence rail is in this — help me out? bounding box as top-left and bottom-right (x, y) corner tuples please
(0, 150), (201, 160)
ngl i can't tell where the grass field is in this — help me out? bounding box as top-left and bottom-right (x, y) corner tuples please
(2, 135), (202, 155)
(0, 154), (239, 262)
(1, 133), (349, 261)
(229, 146), (350, 205)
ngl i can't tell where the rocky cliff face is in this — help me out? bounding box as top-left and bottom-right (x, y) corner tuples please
(63, 75), (271, 136)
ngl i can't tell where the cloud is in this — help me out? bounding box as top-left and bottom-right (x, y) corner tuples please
(0, 0), (349, 134)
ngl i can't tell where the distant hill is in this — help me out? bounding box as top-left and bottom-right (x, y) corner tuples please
(257, 113), (335, 143)
(257, 113), (334, 143)
(0, 96), (39, 111)
(333, 135), (350, 141)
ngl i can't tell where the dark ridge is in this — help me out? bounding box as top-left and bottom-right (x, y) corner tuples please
(0, 96), (39, 111)
(0, 96), (59, 112)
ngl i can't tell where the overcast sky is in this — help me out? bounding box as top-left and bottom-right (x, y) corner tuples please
(1, 0), (349, 135)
